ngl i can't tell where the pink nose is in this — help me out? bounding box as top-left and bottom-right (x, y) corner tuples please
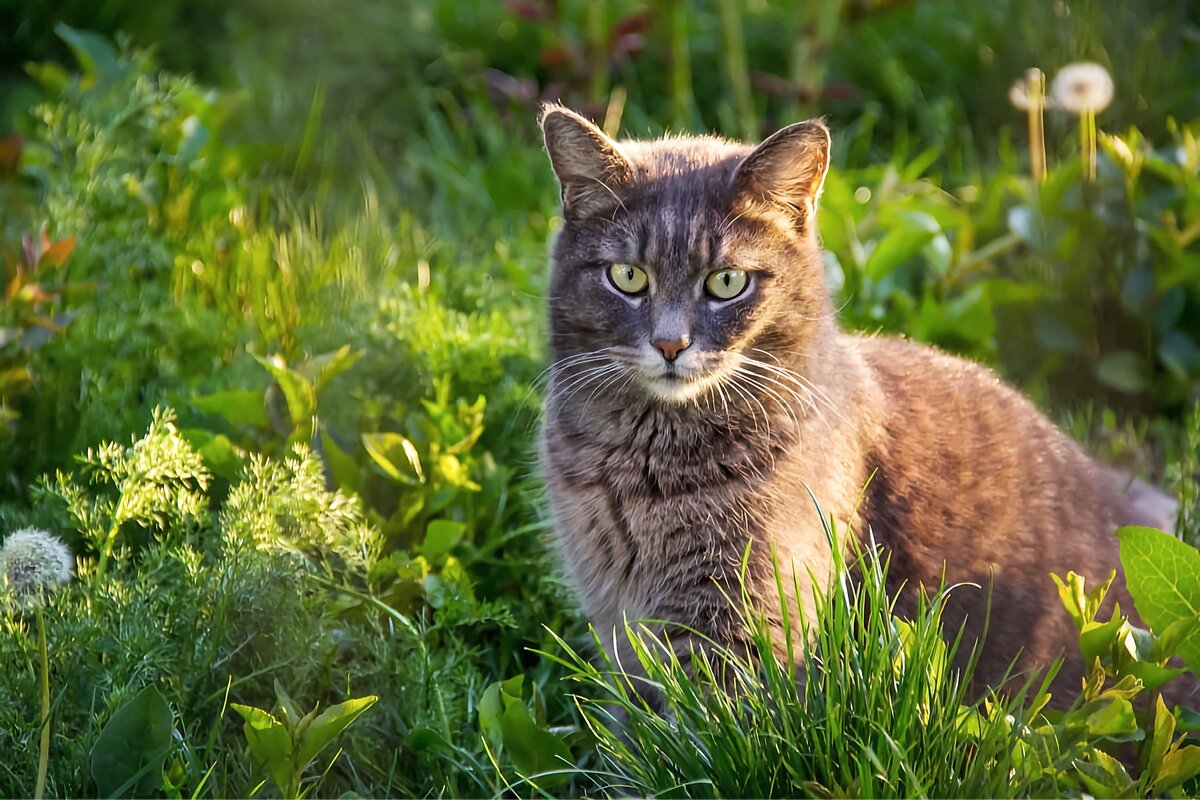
(652, 336), (691, 362)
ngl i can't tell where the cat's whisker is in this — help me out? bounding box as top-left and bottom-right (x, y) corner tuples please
(736, 362), (818, 421)
(732, 368), (802, 432)
(741, 353), (850, 427)
(581, 365), (632, 414)
(554, 363), (624, 410)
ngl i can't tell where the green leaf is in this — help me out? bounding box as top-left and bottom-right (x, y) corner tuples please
(91, 685), (175, 798)
(421, 519), (466, 562)
(1117, 526), (1200, 672)
(865, 211), (940, 280)
(362, 432), (424, 484)
(1148, 694), (1175, 778)
(321, 430), (360, 494)
(1155, 745), (1200, 794)
(255, 354), (317, 424)
(191, 390), (268, 428)
(1083, 697), (1139, 738)
(1121, 660), (1185, 692)
(1096, 351), (1149, 394)
(1074, 751), (1135, 799)
(499, 692), (573, 784)
(55, 24), (120, 87)
(230, 703), (293, 795)
(1160, 331), (1200, 378)
(296, 695), (378, 768)
(303, 345), (364, 393)
(1079, 617), (1123, 665)
(180, 429), (243, 481)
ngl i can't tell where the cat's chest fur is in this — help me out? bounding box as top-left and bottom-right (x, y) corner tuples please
(540, 391), (867, 630)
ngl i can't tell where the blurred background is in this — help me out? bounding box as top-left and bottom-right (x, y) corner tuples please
(0, 2), (1198, 795)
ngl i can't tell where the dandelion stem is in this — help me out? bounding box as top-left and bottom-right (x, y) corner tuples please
(1081, 109), (1097, 182)
(1026, 68), (1047, 183)
(34, 609), (50, 800)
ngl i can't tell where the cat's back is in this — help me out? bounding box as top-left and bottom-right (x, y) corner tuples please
(847, 332), (1169, 685)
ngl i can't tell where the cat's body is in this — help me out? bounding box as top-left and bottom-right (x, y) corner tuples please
(537, 105), (1184, 697)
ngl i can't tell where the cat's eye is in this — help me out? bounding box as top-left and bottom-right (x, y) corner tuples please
(609, 263), (649, 294)
(705, 268), (748, 300)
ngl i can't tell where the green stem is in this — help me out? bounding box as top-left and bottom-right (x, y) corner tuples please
(667, 0), (696, 131)
(1026, 68), (1046, 183)
(716, 0), (755, 140)
(35, 609), (50, 800)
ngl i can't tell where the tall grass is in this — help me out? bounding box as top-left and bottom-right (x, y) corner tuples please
(542, 515), (1070, 798)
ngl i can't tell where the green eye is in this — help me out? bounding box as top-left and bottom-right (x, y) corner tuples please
(609, 263), (649, 294)
(705, 268), (748, 300)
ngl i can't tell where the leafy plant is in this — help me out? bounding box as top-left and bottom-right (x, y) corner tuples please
(36, 407), (210, 581)
(1049, 530), (1200, 797)
(90, 685), (175, 799)
(230, 680), (377, 799)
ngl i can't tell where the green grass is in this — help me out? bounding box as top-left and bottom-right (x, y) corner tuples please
(0, 2), (1198, 797)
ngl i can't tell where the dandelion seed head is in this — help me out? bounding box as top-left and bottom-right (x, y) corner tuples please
(1051, 62), (1114, 114)
(0, 528), (73, 609)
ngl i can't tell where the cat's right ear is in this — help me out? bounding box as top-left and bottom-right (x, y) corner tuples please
(731, 119), (831, 232)
(540, 105), (632, 221)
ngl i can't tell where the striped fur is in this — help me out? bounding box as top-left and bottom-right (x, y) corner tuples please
(537, 106), (1191, 703)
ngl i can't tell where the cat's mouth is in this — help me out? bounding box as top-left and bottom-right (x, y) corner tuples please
(640, 362), (731, 404)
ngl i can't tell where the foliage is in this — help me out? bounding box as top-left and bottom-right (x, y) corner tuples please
(230, 681), (377, 799)
(545, 532), (1056, 798)
(1049, 544), (1200, 797)
(0, 2), (1198, 798)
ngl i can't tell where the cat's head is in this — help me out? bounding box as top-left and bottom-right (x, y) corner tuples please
(541, 105), (833, 406)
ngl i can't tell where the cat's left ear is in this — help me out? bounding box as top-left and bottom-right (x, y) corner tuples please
(731, 120), (831, 228)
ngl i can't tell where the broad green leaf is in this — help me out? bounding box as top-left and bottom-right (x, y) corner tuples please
(296, 695), (378, 767)
(191, 390), (267, 428)
(91, 685), (175, 798)
(1117, 526), (1200, 672)
(180, 429), (243, 481)
(255, 354), (317, 424)
(304, 345), (364, 393)
(499, 693), (573, 785)
(1121, 660), (1185, 692)
(321, 430), (360, 493)
(362, 432), (424, 484)
(1074, 751), (1134, 799)
(230, 703), (293, 794)
(1078, 617), (1123, 665)
(864, 211), (940, 280)
(1096, 351), (1149, 394)
(1159, 331), (1200, 378)
(55, 24), (120, 87)
(1155, 745), (1200, 794)
(421, 519), (466, 562)
(478, 681), (504, 749)
(1083, 697), (1138, 738)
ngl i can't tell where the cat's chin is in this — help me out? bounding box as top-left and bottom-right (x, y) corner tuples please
(641, 372), (720, 405)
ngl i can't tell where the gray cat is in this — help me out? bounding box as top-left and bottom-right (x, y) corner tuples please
(536, 104), (1185, 701)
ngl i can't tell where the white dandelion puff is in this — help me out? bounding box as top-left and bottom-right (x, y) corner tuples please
(1051, 62), (1114, 114)
(0, 528), (73, 609)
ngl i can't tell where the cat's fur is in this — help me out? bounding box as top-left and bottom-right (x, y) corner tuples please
(537, 104), (1189, 700)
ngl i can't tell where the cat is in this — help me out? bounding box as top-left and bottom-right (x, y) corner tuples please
(536, 103), (1190, 703)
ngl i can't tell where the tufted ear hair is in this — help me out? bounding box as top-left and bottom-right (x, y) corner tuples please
(731, 119), (831, 229)
(540, 104), (633, 221)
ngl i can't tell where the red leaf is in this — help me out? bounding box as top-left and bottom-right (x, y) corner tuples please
(40, 236), (76, 267)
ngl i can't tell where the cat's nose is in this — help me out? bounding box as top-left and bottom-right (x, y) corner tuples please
(651, 336), (691, 362)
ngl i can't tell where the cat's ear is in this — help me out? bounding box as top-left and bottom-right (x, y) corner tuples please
(731, 119), (831, 229)
(540, 104), (633, 221)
